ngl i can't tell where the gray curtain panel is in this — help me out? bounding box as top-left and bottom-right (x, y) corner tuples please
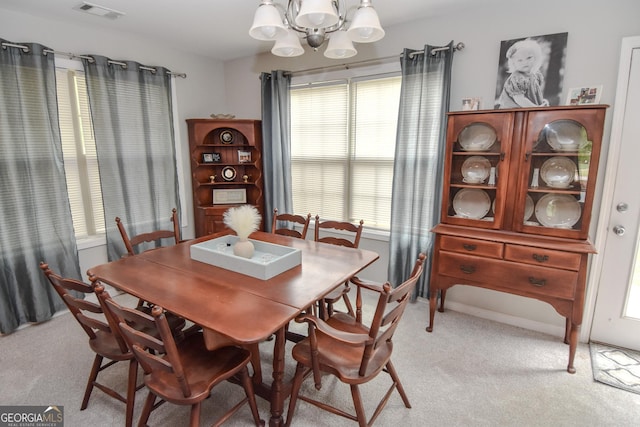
(82, 56), (180, 261)
(0, 39), (82, 334)
(388, 42), (454, 298)
(260, 70), (293, 231)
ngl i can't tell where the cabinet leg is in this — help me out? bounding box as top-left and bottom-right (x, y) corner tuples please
(566, 322), (579, 374)
(427, 293), (438, 332)
(438, 289), (447, 313)
(563, 318), (570, 344)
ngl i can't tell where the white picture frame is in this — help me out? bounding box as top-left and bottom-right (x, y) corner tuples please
(238, 150), (252, 163)
(212, 188), (247, 204)
(565, 86), (603, 105)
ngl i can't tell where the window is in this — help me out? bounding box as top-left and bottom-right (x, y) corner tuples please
(290, 73), (401, 230)
(56, 64), (105, 238)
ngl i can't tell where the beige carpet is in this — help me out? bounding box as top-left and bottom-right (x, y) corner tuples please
(3, 291), (640, 426)
(590, 342), (640, 395)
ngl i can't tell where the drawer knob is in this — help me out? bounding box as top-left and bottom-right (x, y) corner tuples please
(460, 265), (476, 274)
(532, 254), (549, 263)
(528, 277), (546, 287)
(463, 244), (477, 251)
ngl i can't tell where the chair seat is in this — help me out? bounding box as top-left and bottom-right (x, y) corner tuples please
(291, 332), (392, 385)
(144, 333), (251, 405)
(88, 330), (133, 361)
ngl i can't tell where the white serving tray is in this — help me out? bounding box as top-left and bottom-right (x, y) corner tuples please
(190, 235), (302, 280)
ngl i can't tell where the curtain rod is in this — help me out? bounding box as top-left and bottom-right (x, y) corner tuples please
(288, 41), (465, 76)
(1, 42), (187, 78)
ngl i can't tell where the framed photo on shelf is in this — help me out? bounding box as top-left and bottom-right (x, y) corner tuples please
(462, 97), (481, 110)
(212, 188), (247, 205)
(238, 150), (251, 163)
(202, 152), (221, 163)
(565, 86), (603, 105)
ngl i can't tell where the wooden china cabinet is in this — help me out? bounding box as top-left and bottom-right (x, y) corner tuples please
(428, 105), (607, 373)
(187, 119), (264, 237)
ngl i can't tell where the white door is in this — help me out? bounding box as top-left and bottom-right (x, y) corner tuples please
(590, 36), (640, 350)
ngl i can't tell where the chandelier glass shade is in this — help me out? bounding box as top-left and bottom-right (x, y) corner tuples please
(249, 0), (385, 59)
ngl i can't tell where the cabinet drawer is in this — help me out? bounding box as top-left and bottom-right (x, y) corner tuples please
(504, 244), (581, 271)
(440, 235), (504, 259)
(438, 252), (577, 299)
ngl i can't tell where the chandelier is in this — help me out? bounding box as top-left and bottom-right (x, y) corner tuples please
(249, 0), (385, 59)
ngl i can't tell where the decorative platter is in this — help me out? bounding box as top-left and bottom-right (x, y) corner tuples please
(220, 130), (234, 144)
(458, 123), (497, 151)
(461, 156), (491, 183)
(221, 166), (237, 181)
(544, 120), (588, 151)
(534, 193), (581, 228)
(452, 188), (491, 219)
(540, 156), (577, 188)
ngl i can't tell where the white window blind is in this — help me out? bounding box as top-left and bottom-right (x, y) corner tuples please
(291, 74), (401, 229)
(56, 68), (105, 238)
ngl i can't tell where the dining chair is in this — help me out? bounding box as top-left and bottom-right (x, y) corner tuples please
(314, 216), (364, 319)
(40, 262), (141, 427)
(116, 208), (187, 311)
(100, 289), (264, 427)
(115, 208), (182, 257)
(271, 209), (312, 239)
(285, 253), (426, 427)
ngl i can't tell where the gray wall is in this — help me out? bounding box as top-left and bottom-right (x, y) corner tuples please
(2, 0), (640, 338)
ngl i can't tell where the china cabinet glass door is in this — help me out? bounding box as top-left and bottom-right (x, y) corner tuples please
(442, 112), (513, 230)
(515, 108), (604, 240)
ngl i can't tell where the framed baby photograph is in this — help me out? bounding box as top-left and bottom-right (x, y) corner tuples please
(565, 86), (603, 105)
(494, 32), (568, 109)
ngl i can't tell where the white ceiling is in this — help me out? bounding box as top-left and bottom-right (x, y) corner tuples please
(0, 0), (478, 60)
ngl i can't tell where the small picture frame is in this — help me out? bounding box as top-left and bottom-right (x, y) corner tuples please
(212, 188), (247, 204)
(565, 86), (603, 105)
(462, 97), (481, 111)
(238, 150), (252, 163)
(202, 152), (221, 163)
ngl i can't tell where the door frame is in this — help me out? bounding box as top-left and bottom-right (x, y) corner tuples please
(582, 35), (640, 342)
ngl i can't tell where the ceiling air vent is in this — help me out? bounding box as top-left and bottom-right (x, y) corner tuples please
(72, 2), (125, 20)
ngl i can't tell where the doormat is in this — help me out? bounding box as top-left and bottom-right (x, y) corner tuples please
(590, 342), (640, 394)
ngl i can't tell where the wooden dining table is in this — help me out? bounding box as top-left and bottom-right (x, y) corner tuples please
(86, 230), (379, 427)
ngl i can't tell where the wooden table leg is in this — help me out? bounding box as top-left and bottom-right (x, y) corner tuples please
(269, 327), (287, 427)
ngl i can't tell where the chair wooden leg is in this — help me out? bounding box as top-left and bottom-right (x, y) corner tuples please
(239, 366), (264, 426)
(386, 360), (411, 408)
(189, 402), (201, 427)
(349, 384), (367, 427)
(285, 363), (307, 427)
(81, 354), (103, 410)
(125, 359), (138, 427)
(137, 392), (155, 427)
